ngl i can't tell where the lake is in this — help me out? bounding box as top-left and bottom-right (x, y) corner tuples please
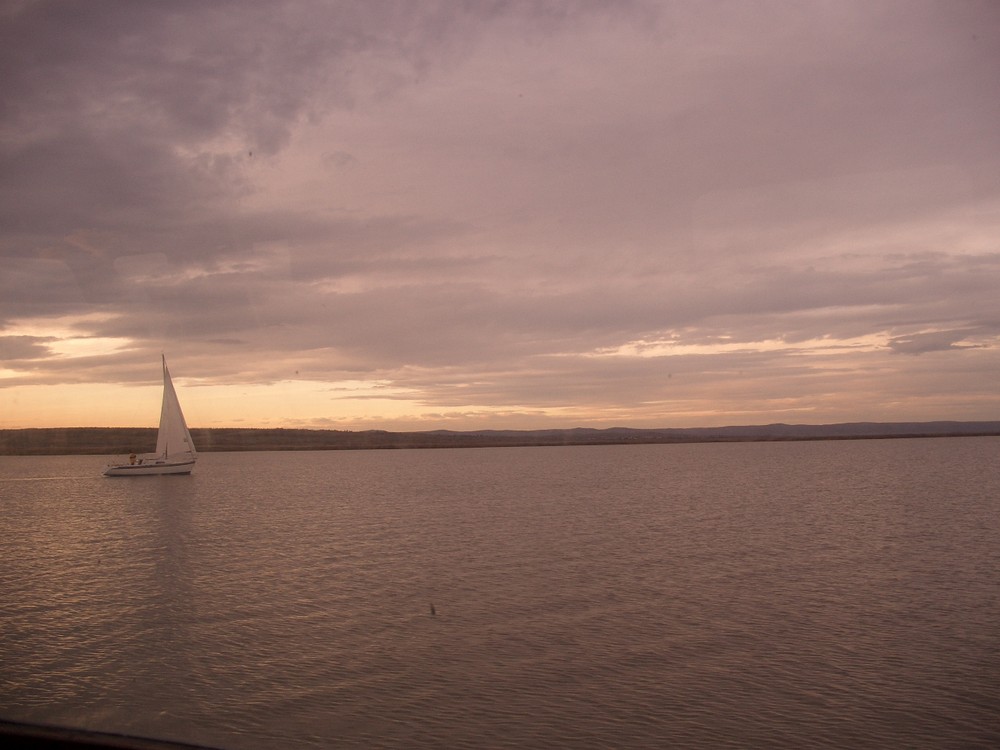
(2, 438), (999, 748)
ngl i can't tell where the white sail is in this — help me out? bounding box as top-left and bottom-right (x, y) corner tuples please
(155, 356), (196, 461)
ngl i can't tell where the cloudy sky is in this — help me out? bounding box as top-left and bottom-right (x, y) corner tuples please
(2, 0), (999, 431)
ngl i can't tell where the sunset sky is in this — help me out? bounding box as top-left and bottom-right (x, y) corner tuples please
(2, 0), (999, 431)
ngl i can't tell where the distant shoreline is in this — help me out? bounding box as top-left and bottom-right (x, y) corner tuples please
(2, 422), (999, 455)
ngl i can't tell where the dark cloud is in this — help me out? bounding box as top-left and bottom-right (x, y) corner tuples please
(0, 335), (53, 360)
(887, 329), (984, 355)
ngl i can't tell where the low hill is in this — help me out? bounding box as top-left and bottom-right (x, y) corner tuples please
(1, 421), (998, 455)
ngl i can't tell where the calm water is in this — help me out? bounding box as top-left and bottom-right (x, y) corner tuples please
(1, 439), (999, 749)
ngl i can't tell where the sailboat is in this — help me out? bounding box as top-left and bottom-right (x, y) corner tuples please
(104, 356), (197, 476)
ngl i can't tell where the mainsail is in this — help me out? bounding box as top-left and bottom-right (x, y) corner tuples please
(155, 356), (196, 461)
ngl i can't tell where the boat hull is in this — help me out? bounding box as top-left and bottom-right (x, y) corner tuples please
(103, 459), (196, 477)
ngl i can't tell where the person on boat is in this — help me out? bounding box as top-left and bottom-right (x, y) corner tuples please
(129, 453), (136, 465)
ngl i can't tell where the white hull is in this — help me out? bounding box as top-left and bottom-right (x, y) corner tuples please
(104, 458), (196, 476)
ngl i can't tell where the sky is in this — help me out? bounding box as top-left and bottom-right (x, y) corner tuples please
(2, 0), (999, 431)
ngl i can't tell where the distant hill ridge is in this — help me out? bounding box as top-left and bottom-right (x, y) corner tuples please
(1, 421), (999, 455)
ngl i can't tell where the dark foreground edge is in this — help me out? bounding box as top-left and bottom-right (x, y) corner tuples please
(0, 721), (222, 750)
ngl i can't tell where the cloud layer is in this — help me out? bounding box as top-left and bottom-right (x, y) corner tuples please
(2, 0), (999, 429)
